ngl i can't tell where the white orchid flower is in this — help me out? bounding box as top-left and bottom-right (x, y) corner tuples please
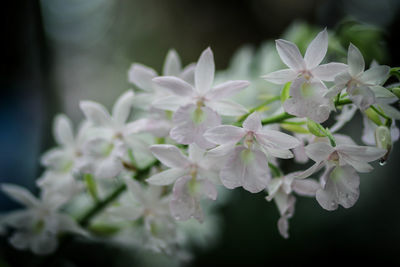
(263, 29), (347, 84)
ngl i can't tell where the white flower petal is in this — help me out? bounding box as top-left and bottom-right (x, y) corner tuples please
(262, 69), (298, 84)
(180, 63), (196, 85)
(112, 90), (134, 125)
(188, 144), (205, 163)
(275, 39), (305, 71)
(94, 157), (123, 179)
(195, 47), (215, 94)
(151, 95), (189, 111)
(53, 114), (74, 146)
(296, 161), (325, 179)
(371, 85), (396, 99)
(316, 165), (360, 210)
(79, 101), (112, 127)
(242, 112), (262, 132)
(128, 63), (157, 91)
(305, 142), (334, 162)
(348, 85), (376, 110)
(312, 63), (348, 82)
(264, 147), (294, 159)
(337, 144), (386, 163)
(150, 144), (190, 168)
(199, 178), (218, 201)
(360, 65), (390, 85)
(152, 76), (194, 97)
(207, 80), (250, 100)
(163, 49), (182, 76)
(146, 168), (186, 186)
(277, 216), (290, 239)
(304, 28), (328, 69)
(206, 99), (248, 116)
(292, 179), (320, 196)
(256, 129), (300, 149)
(379, 103), (400, 120)
(169, 176), (196, 221)
(204, 125), (246, 145)
(170, 104), (221, 149)
(220, 147), (270, 193)
(30, 233), (58, 255)
(1, 184), (39, 208)
(347, 43), (365, 76)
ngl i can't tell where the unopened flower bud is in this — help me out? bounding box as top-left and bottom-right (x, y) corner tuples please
(375, 126), (391, 163)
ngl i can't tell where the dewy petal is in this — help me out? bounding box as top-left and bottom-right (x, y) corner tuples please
(150, 144), (190, 168)
(94, 157), (123, 179)
(112, 90), (134, 125)
(207, 80), (250, 100)
(242, 112), (262, 132)
(170, 104), (221, 149)
(312, 63), (348, 82)
(169, 176), (196, 221)
(199, 178), (218, 201)
(1, 184), (39, 208)
(53, 114), (74, 146)
(163, 49), (182, 76)
(262, 69), (298, 84)
(152, 76), (194, 96)
(304, 28), (328, 69)
(79, 101), (112, 127)
(206, 99), (248, 116)
(204, 125), (246, 145)
(195, 47), (215, 94)
(305, 142), (335, 162)
(146, 168), (187, 186)
(275, 39), (305, 71)
(256, 129), (300, 149)
(220, 147), (270, 193)
(128, 63), (157, 91)
(347, 43), (365, 76)
(316, 165), (360, 211)
(360, 65), (390, 85)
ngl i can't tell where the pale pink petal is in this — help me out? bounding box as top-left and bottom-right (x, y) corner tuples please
(337, 144), (386, 162)
(292, 179), (320, 196)
(348, 85), (376, 110)
(266, 178), (283, 201)
(195, 47), (215, 94)
(207, 80), (250, 100)
(151, 95), (189, 111)
(162, 49), (182, 76)
(95, 157), (123, 179)
(296, 161), (325, 179)
(360, 65), (390, 85)
(53, 114), (74, 146)
(1, 184), (39, 208)
(242, 112), (262, 132)
(262, 69), (298, 84)
(305, 142), (335, 162)
(347, 43), (365, 76)
(204, 125), (246, 145)
(170, 104), (221, 149)
(206, 99), (248, 116)
(312, 63), (348, 82)
(150, 144), (190, 168)
(206, 143), (236, 158)
(152, 76), (194, 96)
(79, 101), (112, 127)
(304, 28), (328, 69)
(199, 178), (218, 200)
(112, 90), (134, 125)
(263, 147), (294, 159)
(220, 147), (270, 193)
(128, 63), (157, 91)
(316, 165), (360, 210)
(275, 39), (305, 71)
(277, 216), (289, 239)
(146, 168), (186, 186)
(256, 129), (300, 149)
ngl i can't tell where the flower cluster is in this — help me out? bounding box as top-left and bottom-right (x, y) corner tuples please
(1, 27), (399, 259)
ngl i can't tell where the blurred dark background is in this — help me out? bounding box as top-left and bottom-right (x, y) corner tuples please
(2, 0), (400, 266)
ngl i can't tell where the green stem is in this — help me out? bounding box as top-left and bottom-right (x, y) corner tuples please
(236, 96), (280, 124)
(370, 105), (390, 120)
(261, 112), (295, 125)
(335, 98), (352, 106)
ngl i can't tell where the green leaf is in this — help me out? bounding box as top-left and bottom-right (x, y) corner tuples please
(84, 174), (98, 202)
(364, 107), (382, 126)
(391, 87), (400, 99)
(280, 123), (309, 134)
(280, 82), (291, 103)
(306, 120), (326, 137)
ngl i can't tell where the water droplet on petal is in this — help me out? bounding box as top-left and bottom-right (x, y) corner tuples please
(379, 159), (387, 166)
